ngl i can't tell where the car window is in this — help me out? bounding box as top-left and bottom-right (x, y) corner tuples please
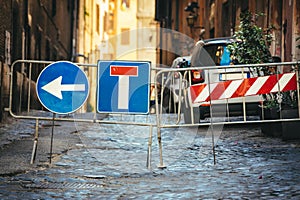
(204, 44), (231, 66)
(191, 41), (215, 67)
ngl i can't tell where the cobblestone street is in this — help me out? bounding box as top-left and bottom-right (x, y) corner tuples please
(0, 114), (300, 199)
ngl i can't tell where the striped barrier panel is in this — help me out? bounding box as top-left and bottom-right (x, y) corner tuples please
(189, 72), (297, 104)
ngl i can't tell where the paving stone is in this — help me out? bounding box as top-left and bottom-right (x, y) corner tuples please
(0, 114), (300, 199)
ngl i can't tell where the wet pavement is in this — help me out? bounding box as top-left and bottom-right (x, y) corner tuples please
(0, 114), (300, 199)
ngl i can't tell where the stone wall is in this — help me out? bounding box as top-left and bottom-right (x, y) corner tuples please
(0, 62), (11, 121)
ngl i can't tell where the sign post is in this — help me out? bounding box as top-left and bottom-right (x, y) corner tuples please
(35, 61), (89, 163)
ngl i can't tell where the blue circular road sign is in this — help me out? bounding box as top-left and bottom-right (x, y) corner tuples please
(36, 61), (89, 114)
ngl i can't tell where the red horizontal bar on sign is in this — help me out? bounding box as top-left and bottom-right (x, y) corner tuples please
(110, 66), (138, 76)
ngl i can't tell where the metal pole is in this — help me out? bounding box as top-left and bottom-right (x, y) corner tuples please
(30, 118), (39, 164)
(49, 113), (55, 164)
(27, 63), (32, 113)
(27, 63), (32, 112)
(155, 73), (166, 169)
(276, 69), (282, 119)
(296, 64), (300, 118)
(242, 66), (247, 122)
(160, 73), (165, 114)
(176, 73), (183, 124)
(157, 127), (165, 168)
(188, 71), (195, 124)
(207, 70), (216, 165)
(146, 125), (153, 169)
(225, 67), (231, 122)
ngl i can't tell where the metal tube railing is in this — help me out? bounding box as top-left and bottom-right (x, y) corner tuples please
(5, 59), (300, 169)
(153, 61), (300, 127)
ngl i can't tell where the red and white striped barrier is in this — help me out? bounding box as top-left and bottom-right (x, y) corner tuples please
(189, 72), (297, 104)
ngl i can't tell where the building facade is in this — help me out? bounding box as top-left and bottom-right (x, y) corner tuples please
(0, 0), (158, 120)
(3, 0), (297, 120)
(0, 0), (78, 121)
(76, 0), (158, 111)
(155, 0), (300, 67)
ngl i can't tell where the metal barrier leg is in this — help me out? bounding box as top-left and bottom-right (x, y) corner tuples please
(49, 113), (55, 164)
(30, 119), (39, 164)
(146, 125), (153, 169)
(157, 127), (166, 169)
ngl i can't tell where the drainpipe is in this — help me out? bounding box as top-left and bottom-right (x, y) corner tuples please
(71, 0), (79, 61)
(231, 0), (236, 35)
(267, 0), (270, 29)
(21, 30), (25, 73)
(159, 20), (163, 64)
(175, 0), (179, 31)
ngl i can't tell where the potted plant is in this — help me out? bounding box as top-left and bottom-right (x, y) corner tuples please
(227, 11), (276, 114)
(228, 11), (299, 138)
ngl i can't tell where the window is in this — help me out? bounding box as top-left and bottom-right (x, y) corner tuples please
(105, 1), (115, 34)
(5, 31), (11, 65)
(121, 0), (130, 9)
(46, 38), (51, 60)
(52, 0), (56, 17)
(103, 12), (108, 32)
(104, 11), (115, 34)
(121, 28), (130, 45)
(96, 4), (100, 33)
(204, 44), (231, 65)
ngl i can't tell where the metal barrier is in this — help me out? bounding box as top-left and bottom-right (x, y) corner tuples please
(5, 60), (300, 169)
(154, 61), (300, 127)
(153, 61), (300, 166)
(6, 60), (157, 167)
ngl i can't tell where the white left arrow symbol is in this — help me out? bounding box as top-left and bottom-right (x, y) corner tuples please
(41, 76), (86, 100)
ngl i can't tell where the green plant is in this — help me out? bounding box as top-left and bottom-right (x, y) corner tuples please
(263, 91), (298, 110)
(227, 11), (273, 76)
(228, 11), (298, 110)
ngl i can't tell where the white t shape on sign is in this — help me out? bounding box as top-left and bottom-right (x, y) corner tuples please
(110, 65), (138, 109)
